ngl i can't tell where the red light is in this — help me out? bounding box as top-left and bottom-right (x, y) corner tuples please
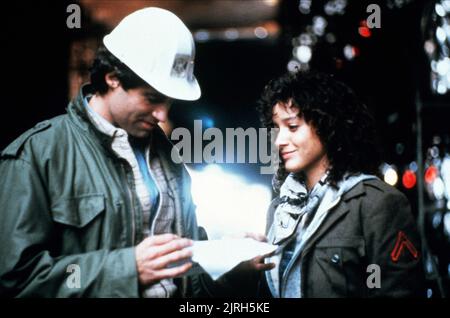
(402, 170), (416, 189)
(424, 166), (438, 184)
(359, 20), (371, 38)
(359, 27), (371, 38)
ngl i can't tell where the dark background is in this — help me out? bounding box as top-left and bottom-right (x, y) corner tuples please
(2, 1), (449, 182)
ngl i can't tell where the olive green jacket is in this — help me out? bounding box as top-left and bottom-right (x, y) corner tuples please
(263, 179), (425, 297)
(0, 86), (205, 297)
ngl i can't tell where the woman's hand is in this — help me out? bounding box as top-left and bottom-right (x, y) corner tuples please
(223, 232), (276, 278)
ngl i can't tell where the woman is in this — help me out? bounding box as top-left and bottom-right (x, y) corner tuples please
(256, 71), (425, 297)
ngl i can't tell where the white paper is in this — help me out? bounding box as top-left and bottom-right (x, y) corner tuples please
(186, 238), (277, 280)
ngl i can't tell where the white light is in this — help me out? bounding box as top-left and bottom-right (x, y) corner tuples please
(287, 59), (301, 72)
(299, 0), (312, 14)
(426, 258), (433, 274)
(436, 3), (446, 17)
(313, 16), (327, 29)
(437, 80), (448, 94)
(343, 44), (355, 60)
(443, 212), (450, 237)
(436, 58), (450, 75)
(324, 1), (336, 15)
(225, 28), (239, 40)
(189, 165), (272, 239)
(299, 7), (311, 15)
(433, 177), (445, 199)
(299, 33), (313, 46)
(324, 0), (347, 15)
(445, 24), (450, 38)
(254, 27), (268, 39)
(432, 78), (439, 91)
(313, 16), (327, 36)
(295, 45), (312, 63)
(336, 0), (348, 15)
(443, 0), (450, 12)
(430, 146), (440, 158)
(194, 30), (210, 42)
(441, 156), (450, 200)
(432, 212), (442, 229)
(424, 40), (435, 56)
(436, 27), (446, 43)
(384, 167), (398, 186)
(431, 60), (437, 72)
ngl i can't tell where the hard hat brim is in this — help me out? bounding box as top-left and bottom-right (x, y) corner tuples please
(146, 74), (202, 101)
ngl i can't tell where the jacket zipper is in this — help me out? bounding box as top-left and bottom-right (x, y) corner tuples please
(279, 196), (342, 296)
(146, 148), (163, 236)
(122, 164), (136, 245)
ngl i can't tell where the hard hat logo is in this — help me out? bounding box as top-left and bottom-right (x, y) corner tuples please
(103, 7), (201, 101)
(171, 54), (194, 81)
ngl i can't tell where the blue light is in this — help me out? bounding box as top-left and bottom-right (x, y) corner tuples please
(201, 116), (215, 129)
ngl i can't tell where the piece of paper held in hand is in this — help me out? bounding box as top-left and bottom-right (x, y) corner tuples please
(186, 238), (277, 280)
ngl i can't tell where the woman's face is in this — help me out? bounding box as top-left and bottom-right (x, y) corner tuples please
(272, 101), (329, 177)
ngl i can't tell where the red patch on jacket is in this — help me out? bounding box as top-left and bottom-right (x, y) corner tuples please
(390, 231), (419, 262)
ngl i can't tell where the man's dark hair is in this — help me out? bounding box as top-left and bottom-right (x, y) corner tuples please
(257, 71), (381, 191)
(89, 46), (148, 95)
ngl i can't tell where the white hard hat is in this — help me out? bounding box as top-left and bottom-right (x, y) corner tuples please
(103, 7), (201, 101)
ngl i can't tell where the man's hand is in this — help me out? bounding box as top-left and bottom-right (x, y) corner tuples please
(135, 233), (193, 286)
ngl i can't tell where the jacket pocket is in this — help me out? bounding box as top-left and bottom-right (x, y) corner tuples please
(314, 236), (366, 297)
(315, 237), (366, 257)
(51, 194), (106, 253)
(51, 194), (105, 228)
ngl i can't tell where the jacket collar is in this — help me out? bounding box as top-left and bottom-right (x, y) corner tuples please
(67, 84), (118, 157)
(341, 180), (366, 202)
(67, 84), (172, 163)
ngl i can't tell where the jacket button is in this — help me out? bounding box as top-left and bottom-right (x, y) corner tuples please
(331, 254), (340, 264)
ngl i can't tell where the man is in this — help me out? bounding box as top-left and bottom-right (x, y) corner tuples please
(0, 7), (208, 297)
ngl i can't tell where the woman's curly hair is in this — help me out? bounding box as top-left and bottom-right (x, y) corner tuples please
(257, 71), (381, 192)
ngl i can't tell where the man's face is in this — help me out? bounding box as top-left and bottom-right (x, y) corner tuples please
(272, 101), (328, 175)
(108, 84), (172, 138)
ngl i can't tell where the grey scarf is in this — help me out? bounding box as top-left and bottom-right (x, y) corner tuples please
(272, 172), (330, 246)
